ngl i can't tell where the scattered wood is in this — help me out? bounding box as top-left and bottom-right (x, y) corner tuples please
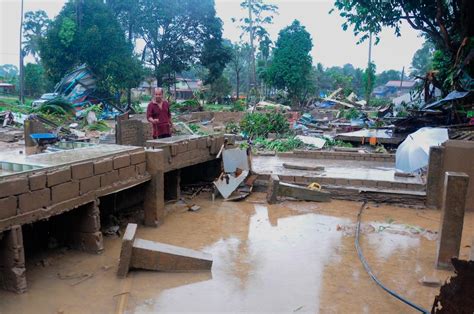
(282, 163), (325, 171)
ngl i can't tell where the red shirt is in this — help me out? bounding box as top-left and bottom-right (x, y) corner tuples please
(146, 100), (171, 137)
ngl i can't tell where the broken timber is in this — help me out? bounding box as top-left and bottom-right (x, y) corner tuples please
(266, 174), (331, 204)
(282, 163), (325, 171)
(117, 223), (213, 278)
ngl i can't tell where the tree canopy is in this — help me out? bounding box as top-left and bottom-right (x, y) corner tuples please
(23, 10), (51, 62)
(332, 0), (474, 93)
(265, 20), (313, 106)
(39, 0), (143, 96)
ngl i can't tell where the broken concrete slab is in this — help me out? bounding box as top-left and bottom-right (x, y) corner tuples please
(117, 223), (213, 278)
(266, 174), (330, 204)
(214, 170), (249, 199)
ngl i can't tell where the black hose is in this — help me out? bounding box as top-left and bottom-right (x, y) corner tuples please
(355, 202), (430, 314)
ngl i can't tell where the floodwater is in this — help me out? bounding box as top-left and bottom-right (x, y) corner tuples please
(1, 193), (473, 313)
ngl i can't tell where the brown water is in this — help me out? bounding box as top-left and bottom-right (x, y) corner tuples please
(1, 193), (472, 313)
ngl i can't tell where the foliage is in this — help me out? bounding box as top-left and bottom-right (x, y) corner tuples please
(35, 97), (75, 116)
(206, 75), (232, 103)
(39, 0), (143, 96)
(253, 137), (304, 152)
(232, 99), (246, 112)
(225, 121), (240, 134)
(225, 41), (251, 98)
(234, 0), (278, 88)
(137, 0), (229, 86)
(23, 10), (51, 62)
(376, 70), (401, 86)
(331, 0), (474, 93)
(411, 40), (435, 77)
(170, 99), (201, 113)
(24, 63), (51, 97)
(240, 111), (290, 138)
(323, 136), (353, 148)
(85, 121), (110, 132)
(131, 102), (144, 114)
(363, 62), (376, 103)
(339, 108), (360, 120)
(265, 20), (313, 106)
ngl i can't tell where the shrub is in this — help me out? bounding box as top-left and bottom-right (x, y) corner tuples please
(240, 111), (290, 138)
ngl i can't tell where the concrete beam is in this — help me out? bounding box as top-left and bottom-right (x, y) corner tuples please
(436, 172), (469, 270)
(144, 150), (165, 227)
(267, 174), (331, 203)
(0, 226), (27, 293)
(117, 224), (212, 278)
(426, 146), (445, 208)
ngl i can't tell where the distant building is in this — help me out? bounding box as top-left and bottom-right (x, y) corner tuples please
(134, 77), (202, 102)
(373, 80), (417, 98)
(0, 83), (15, 95)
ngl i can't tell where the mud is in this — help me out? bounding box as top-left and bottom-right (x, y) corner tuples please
(0, 193), (473, 313)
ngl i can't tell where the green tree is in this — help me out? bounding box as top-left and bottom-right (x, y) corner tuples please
(206, 75), (232, 103)
(265, 20), (313, 106)
(137, 0), (229, 87)
(376, 70), (401, 86)
(24, 63), (52, 97)
(23, 10), (51, 62)
(332, 0), (474, 93)
(411, 40), (435, 77)
(363, 62), (376, 104)
(226, 42), (251, 99)
(234, 0), (278, 91)
(39, 0), (143, 99)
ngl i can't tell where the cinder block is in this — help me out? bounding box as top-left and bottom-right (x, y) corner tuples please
(119, 165), (136, 181)
(334, 178), (349, 186)
(377, 181), (392, 188)
(0, 226), (27, 293)
(47, 167), (71, 187)
(51, 181), (79, 203)
(136, 162), (146, 176)
(197, 138), (207, 149)
(100, 170), (119, 187)
(0, 196), (17, 219)
(170, 144), (178, 156)
(28, 172), (46, 191)
(18, 188), (50, 213)
(94, 158), (113, 175)
(177, 142), (188, 153)
(70, 231), (104, 253)
(80, 176), (100, 195)
(71, 162), (94, 179)
(113, 154), (131, 169)
(0, 177), (29, 198)
(188, 139), (198, 150)
(130, 151), (146, 165)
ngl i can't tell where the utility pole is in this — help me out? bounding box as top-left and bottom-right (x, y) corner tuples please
(19, 0), (25, 104)
(366, 32), (372, 106)
(399, 66), (405, 92)
(248, 0), (256, 97)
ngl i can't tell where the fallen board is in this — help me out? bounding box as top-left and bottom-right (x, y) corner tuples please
(282, 163), (325, 171)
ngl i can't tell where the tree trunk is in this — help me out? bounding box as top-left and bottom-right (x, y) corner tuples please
(236, 70), (240, 99)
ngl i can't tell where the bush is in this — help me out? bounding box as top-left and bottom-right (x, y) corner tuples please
(240, 111), (290, 138)
(36, 98), (75, 116)
(253, 137), (304, 152)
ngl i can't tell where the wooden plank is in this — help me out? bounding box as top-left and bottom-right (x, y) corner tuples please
(282, 163), (325, 171)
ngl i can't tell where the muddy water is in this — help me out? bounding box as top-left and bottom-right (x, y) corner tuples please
(0, 193), (472, 313)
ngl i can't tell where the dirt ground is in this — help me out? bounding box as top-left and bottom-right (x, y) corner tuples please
(0, 192), (472, 313)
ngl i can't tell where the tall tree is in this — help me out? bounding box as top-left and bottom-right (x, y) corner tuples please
(23, 10), (51, 62)
(227, 42), (251, 98)
(137, 0), (230, 87)
(235, 0), (278, 92)
(265, 20), (313, 106)
(411, 40), (435, 77)
(332, 0), (474, 93)
(363, 62), (376, 104)
(24, 63), (52, 96)
(39, 0), (143, 99)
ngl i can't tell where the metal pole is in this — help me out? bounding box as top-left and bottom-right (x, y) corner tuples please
(366, 32), (372, 106)
(19, 0), (25, 103)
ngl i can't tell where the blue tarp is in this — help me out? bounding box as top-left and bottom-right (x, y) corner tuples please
(423, 91), (470, 110)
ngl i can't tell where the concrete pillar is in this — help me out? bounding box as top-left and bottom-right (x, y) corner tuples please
(69, 201), (104, 254)
(0, 226), (27, 293)
(24, 120), (47, 155)
(426, 146), (445, 208)
(144, 149), (165, 227)
(470, 238), (474, 261)
(436, 172), (469, 269)
(164, 169), (181, 201)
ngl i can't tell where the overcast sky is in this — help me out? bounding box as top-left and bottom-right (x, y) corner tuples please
(0, 0), (424, 73)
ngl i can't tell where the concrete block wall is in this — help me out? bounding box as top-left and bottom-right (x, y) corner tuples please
(0, 150), (149, 232)
(284, 150), (395, 162)
(256, 173), (424, 192)
(146, 135), (226, 172)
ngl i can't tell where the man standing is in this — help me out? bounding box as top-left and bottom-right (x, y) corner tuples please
(147, 88), (172, 139)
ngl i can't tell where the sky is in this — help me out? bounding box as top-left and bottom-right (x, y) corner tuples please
(0, 0), (425, 73)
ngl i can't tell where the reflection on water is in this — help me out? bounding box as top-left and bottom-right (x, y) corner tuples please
(135, 205), (349, 313)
